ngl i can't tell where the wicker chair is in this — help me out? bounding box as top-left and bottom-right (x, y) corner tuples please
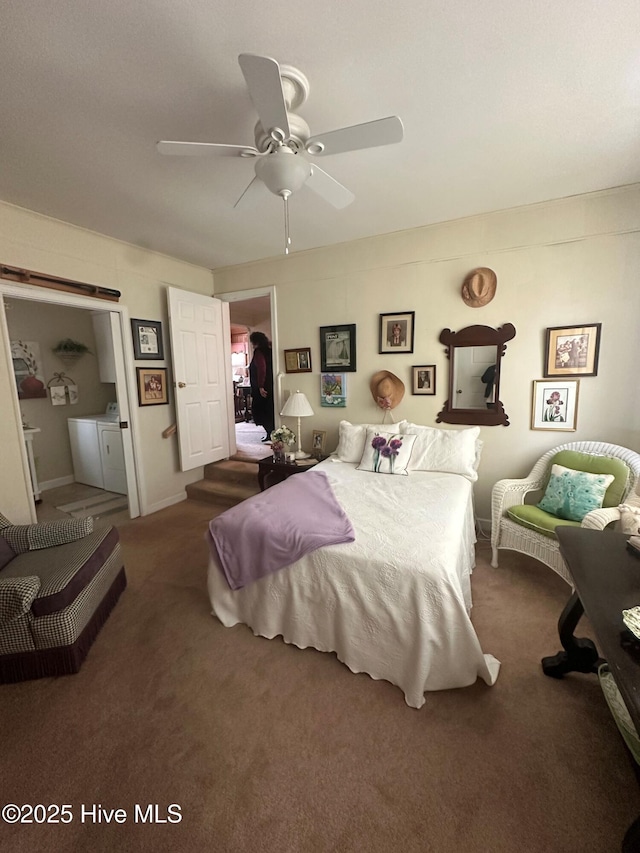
(491, 441), (640, 585)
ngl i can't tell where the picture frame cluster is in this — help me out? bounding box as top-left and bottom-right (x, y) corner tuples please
(131, 318), (168, 407)
(532, 323), (602, 431)
(289, 314), (439, 409)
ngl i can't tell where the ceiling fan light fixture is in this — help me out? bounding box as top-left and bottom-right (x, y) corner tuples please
(254, 148), (311, 197)
(157, 54), (403, 254)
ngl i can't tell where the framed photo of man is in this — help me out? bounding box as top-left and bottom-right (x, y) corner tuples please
(412, 365), (436, 395)
(284, 347), (312, 373)
(379, 312), (415, 354)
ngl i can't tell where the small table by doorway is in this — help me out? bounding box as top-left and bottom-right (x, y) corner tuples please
(257, 456), (320, 491)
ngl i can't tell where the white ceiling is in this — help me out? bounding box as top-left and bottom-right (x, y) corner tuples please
(1, 1), (639, 271)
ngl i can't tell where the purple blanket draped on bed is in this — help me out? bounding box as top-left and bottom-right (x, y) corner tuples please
(207, 469), (355, 590)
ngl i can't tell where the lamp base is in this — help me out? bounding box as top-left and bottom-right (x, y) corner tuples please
(294, 450), (311, 460)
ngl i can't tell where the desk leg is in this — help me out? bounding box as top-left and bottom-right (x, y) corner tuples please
(623, 815), (640, 853)
(541, 590), (603, 678)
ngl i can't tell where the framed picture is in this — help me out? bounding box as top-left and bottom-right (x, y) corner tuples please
(544, 323), (601, 377)
(311, 429), (326, 458)
(320, 372), (347, 407)
(10, 340), (47, 399)
(412, 365), (436, 395)
(379, 311), (415, 354)
(531, 380), (579, 431)
(284, 347), (312, 373)
(320, 324), (356, 372)
(136, 367), (169, 406)
(131, 318), (164, 361)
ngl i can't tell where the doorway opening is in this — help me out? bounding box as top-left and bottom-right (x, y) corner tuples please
(221, 289), (276, 463)
(0, 285), (141, 523)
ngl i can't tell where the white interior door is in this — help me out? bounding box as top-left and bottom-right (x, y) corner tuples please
(168, 287), (232, 471)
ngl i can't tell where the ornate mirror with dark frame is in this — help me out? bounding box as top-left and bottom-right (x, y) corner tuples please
(436, 323), (516, 427)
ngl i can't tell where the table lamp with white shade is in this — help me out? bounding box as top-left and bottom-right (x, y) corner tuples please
(280, 390), (314, 459)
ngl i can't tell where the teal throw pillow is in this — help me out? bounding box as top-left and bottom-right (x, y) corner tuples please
(537, 463), (614, 522)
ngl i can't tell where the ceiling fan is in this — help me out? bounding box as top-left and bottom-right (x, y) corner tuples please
(157, 53), (404, 254)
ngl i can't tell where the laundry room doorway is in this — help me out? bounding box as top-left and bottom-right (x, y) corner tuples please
(0, 281), (141, 524)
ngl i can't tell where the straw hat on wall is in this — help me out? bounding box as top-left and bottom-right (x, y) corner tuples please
(461, 267), (497, 308)
(370, 370), (405, 410)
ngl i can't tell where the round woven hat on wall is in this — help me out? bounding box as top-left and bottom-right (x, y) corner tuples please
(461, 267), (497, 308)
(370, 370), (405, 410)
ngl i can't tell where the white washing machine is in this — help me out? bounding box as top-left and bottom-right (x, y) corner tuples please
(67, 404), (127, 494)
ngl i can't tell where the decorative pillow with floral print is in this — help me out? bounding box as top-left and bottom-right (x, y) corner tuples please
(356, 429), (417, 475)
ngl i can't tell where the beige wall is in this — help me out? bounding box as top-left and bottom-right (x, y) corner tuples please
(5, 299), (114, 485)
(213, 184), (640, 519)
(0, 201), (214, 523)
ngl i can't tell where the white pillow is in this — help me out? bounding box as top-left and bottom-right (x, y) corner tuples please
(357, 428), (417, 475)
(619, 503), (640, 535)
(334, 419), (407, 464)
(399, 423), (481, 481)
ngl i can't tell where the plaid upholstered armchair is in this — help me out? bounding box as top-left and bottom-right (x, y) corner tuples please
(0, 513), (126, 683)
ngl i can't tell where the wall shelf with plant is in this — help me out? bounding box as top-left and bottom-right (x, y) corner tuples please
(52, 338), (93, 365)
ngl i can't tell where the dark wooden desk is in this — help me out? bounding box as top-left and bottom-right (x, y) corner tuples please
(542, 527), (640, 851)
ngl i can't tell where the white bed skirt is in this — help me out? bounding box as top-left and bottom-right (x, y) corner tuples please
(207, 460), (499, 709)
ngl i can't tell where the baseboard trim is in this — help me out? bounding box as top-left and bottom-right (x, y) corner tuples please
(476, 517), (492, 537)
(40, 475), (75, 492)
(144, 491), (187, 516)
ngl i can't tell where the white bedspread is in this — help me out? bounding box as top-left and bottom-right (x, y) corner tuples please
(207, 459), (499, 708)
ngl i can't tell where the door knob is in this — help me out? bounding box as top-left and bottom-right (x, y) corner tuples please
(177, 382), (186, 388)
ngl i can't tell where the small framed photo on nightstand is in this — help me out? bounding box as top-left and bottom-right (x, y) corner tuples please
(311, 429), (326, 458)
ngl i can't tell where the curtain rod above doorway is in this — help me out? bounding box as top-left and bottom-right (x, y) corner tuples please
(0, 264), (121, 302)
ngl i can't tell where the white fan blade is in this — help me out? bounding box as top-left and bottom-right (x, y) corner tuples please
(306, 116), (404, 157)
(306, 165), (354, 209)
(157, 141), (258, 157)
(238, 54), (291, 139)
(233, 175), (261, 208)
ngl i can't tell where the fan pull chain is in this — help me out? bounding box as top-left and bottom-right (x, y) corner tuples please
(282, 191), (292, 255)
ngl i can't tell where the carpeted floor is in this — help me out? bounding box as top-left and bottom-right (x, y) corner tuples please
(234, 419), (272, 462)
(1, 501), (638, 852)
(235, 420), (269, 445)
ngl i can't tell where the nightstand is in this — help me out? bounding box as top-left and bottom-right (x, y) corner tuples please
(257, 456), (321, 491)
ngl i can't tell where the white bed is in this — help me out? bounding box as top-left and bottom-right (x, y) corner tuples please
(207, 455), (499, 709)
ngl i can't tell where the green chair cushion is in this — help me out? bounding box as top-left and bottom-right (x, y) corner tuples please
(550, 450), (629, 508)
(507, 504), (582, 539)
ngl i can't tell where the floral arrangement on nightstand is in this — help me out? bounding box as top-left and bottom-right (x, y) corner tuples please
(270, 425), (296, 461)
